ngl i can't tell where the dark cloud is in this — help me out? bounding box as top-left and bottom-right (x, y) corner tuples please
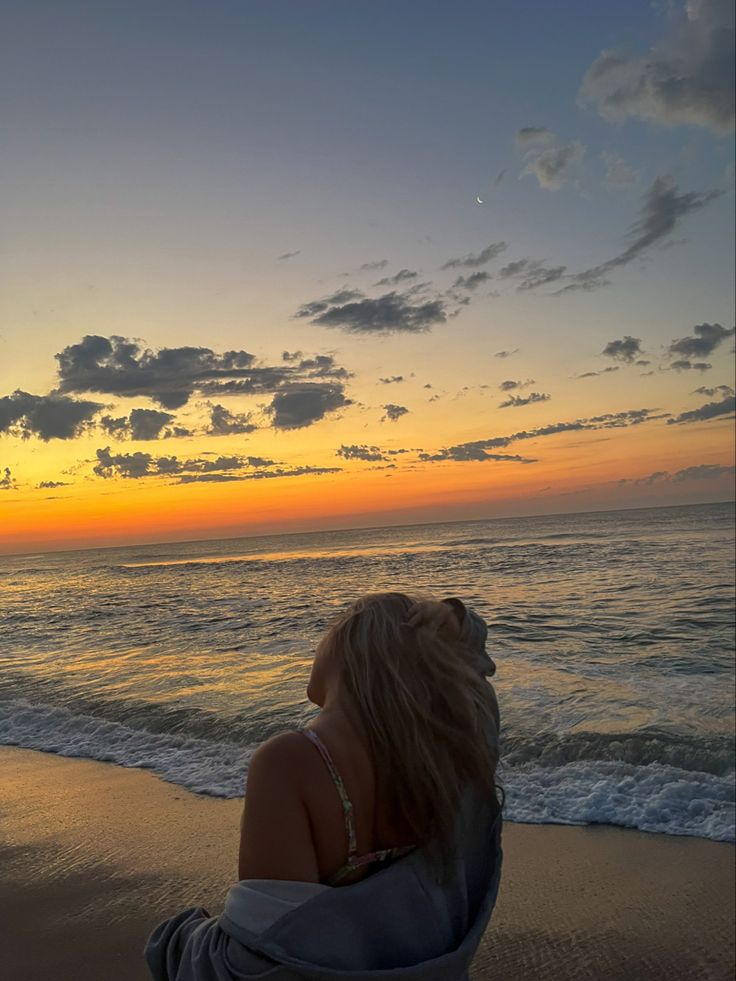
(207, 403), (258, 435)
(56, 335), (265, 409)
(579, 0), (735, 134)
(557, 177), (723, 294)
(441, 242), (508, 270)
(494, 349), (519, 358)
(93, 448), (279, 480)
(669, 360), (712, 372)
(422, 407), (662, 462)
(499, 259), (536, 278)
(0, 390), (103, 440)
(277, 250), (300, 260)
(621, 463), (736, 485)
(693, 384), (735, 397)
(294, 289), (364, 319)
(37, 480), (70, 489)
(360, 259), (389, 271)
(381, 404), (409, 422)
(176, 466), (341, 484)
(499, 379), (535, 391)
(93, 447), (171, 479)
(379, 376), (404, 385)
(635, 359), (651, 366)
(669, 322), (735, 357)
(523, 140), (586, 191)
(575, 366), (620, 379)
(336, 444), (386, 462)
(602, 336), (643, 362)
(297, 288), (447, 334)
(421, 447), (536, 463)
(451, 271), (491, 292)
(515, 127), (554, 147)
(374, 269), (418, 287)
(499, 392), (551, 408)
(100, 408), (187, 441)
(674, 464), (736, 481)
(517, 265), (567, 291)
(0, 467), (15, 490)
(267, 383), (351, 430)
(290, 354), (352, 381)
(667, 394), (735, 424)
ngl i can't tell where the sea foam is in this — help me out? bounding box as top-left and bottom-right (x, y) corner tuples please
(1, 698), (733, 842)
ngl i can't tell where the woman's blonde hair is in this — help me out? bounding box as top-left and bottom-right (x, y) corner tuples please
(322, 592), (499, 853)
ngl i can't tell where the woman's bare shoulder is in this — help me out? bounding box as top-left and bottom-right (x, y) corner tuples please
(248, 729), (315, 779)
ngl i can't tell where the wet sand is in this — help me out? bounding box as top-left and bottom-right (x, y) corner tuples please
(1, 746), (733, 981)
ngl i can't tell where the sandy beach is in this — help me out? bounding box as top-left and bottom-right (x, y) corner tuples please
(1, 746), (733, 981)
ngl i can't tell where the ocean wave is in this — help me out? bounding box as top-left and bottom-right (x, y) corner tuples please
(0, 698), (254, 797)
(502, 760), (734, 842)
(503, 731), (734, 776)
(1, 698), (733, 841)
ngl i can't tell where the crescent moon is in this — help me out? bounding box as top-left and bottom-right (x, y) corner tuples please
(476, 195), (484, 205)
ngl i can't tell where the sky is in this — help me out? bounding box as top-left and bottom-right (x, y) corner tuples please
(1, 0), (734, 553)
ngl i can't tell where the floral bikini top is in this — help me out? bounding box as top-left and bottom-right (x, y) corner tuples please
(302, 728), (416, 886)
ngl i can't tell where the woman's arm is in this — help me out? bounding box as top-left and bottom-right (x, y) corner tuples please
(238, 732), (320, 882)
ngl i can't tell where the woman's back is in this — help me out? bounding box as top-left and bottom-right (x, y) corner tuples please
(302, 712), (417, 884)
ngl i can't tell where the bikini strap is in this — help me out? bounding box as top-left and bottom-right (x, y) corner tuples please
(302, 729), (358, 857)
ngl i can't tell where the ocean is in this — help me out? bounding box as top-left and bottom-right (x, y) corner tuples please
(1, 501), (734, 842)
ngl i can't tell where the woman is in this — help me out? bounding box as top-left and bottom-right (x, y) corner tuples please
(146, 594), (502, 981)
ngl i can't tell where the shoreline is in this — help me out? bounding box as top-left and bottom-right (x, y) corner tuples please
(1, 745), (734, 980)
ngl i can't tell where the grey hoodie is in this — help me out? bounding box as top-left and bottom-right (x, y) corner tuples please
(146, 606), (501, 981)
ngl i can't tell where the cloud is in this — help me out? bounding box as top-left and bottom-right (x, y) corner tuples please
(693, 384), (734, 397)
(374, 269), (418, 286)
(296, 288), (448, 334)
(621, 463), (735, 485)
(499, 259), (536, 278)
(92, 448), (281, 480)
(667, 394), (735, 423)
(0, 467), (15, 490)
(602, 152), (638, 188)
(674, 463), (736, 481)
(579, 0), (735, 134)
(523, 140), (586, 191)
(515, 127), (554, 148)
(37, 480), (70, 489)
(206, 403), (258, 435)
(379, 376), (404, 385)
(381, 404), (409, 422)
(669, 359), (712, 371)
(575, 366), (621, 379)
(267, 383), (351, 429)
(176, 466), (340, 484)
(498, 392), (551, 408)
(556, 176), (723, 293)
(441, 242), (508, 270)
(517, 265), (567, 291)
(0, 390), (103, 440)
(669, 322), (735, 357)
(499, 379), (535, 391)
(494, 349), (519, 358)
(360, 259), (389, 271)
(422, 407), (662, 462)
(336, 444), (386, 462)
(451, 271), (491, 292)
(100, 407), (188, 441)
(277, 250), (300, 260)
(602, 336), (643, 362)
(421, 447), (537, 463)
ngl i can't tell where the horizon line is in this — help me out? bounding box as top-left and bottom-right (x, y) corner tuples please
(3, 498), (733, 560)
